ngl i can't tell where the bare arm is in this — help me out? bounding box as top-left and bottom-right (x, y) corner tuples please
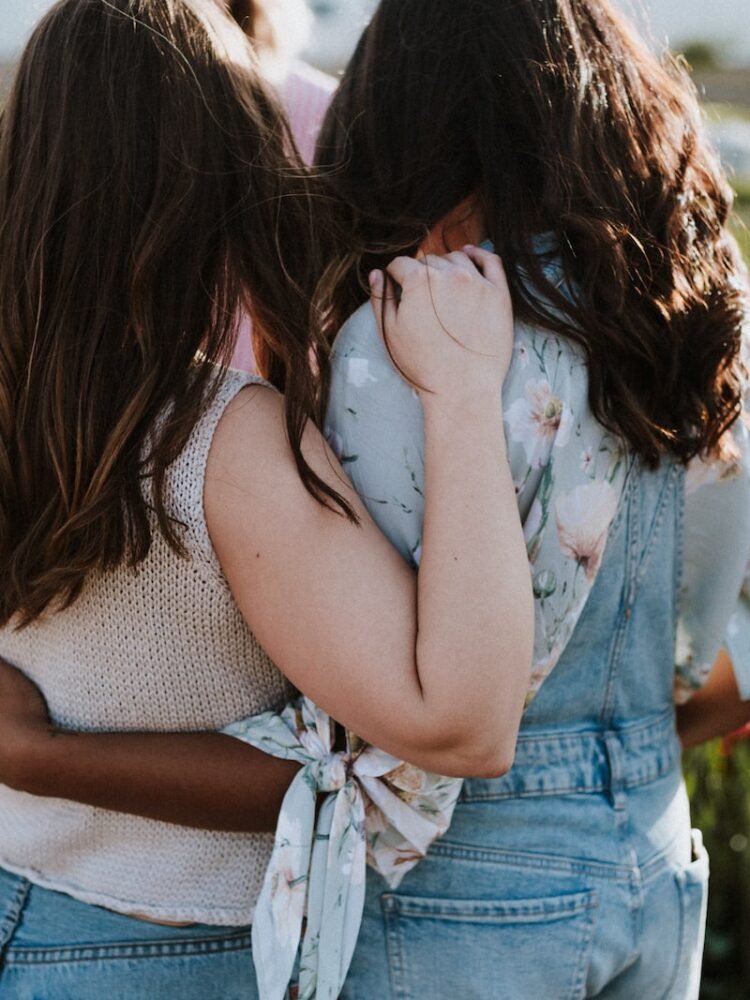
(677, 648), (750, 750)
(0, 660), (297, 831)
(206, 251), (533, 776)
(23, 731), (298, 832)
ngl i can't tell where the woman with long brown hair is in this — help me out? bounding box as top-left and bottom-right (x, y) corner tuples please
(311, 1), (750, 995)
(0, 0), (535, 996)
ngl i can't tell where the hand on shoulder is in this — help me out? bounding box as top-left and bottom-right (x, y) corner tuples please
(370, 246), (514, 409)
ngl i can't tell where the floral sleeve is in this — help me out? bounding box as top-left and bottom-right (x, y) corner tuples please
(325, 304), (426, 567)
(326, 302), (630, 705)
(676, 419), (750, 703)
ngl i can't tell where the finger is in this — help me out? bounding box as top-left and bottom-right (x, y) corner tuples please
(419, 254), (453, 272)
(442, 251), (480, 275)
(386, 255), (428, 288)
(369, 269), (397, 342)
(462, 245), (507, 288)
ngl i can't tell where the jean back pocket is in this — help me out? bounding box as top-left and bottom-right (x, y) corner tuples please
(382, 888), (598, 1000)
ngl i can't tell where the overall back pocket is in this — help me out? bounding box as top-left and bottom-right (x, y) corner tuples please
(381, 888), (598, 1000)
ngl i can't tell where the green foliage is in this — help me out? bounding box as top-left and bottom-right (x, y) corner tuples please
(731, 206), (750, 267)
(685, 741), (750, 999)
(680, 41), (725, 72)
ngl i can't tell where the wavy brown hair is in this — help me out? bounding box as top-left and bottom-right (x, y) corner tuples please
(317, 0), (748, 465)
(0, 0), (348, 628)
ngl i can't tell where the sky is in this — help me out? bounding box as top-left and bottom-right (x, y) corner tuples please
(1, 0), (749, 62)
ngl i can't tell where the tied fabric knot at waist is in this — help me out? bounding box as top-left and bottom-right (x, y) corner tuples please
(223, 697), (462, 1000)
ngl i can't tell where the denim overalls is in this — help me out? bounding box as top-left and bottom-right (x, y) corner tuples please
(342, 458), (708, 1000)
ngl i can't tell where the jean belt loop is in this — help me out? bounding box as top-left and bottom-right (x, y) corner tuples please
(602, 731), (627, 811)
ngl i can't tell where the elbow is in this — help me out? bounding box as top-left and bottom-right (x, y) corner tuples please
(455, 743), (515, 780)
(418, 729), (517, 779)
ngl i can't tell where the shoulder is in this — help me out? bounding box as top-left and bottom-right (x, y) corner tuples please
(502, 324), (621, 513)
(332, 302), (386, 366)
(334, 303), (590, 399)
(209, 379), (351, 517)
(208, 380), (294, 491)
(330, 302), (418, 413)
(177, 370), (273, 475)
(158, 370), (280, 570)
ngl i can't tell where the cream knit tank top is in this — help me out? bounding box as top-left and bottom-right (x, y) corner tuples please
(0, 371), (295, 925)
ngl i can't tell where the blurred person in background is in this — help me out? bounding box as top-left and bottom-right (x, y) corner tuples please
(226, 0), (336, 371)
(228, 0), (334, 163)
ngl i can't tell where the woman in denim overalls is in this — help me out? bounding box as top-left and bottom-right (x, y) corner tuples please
(314, 1), (750, 995)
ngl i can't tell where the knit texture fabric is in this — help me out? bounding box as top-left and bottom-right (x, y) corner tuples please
(0, 370), (295, 925)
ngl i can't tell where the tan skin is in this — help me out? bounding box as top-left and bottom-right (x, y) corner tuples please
(0, 208), (493, 837)
(675, 649), (750, 750)
(1, 644), (747, 836)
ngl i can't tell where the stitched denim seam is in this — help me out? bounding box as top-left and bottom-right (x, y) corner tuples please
(600, 475), (643, 723)
(672, 466), (687, 652)
(661, 871), (688, 1000)
(569, 892), (598, 1000)
(459, 752), (678, 799)
(513, 706), (675, 747)
(0, 876), (30, 954)
(4, 932), (253, 965)
(428, 842), (635, 881)
(430, 840), (684, 895)
(381, 890), (598, 922)
(383, 899), (407, 1000)
(633, 464), (680, 589)
(608, 457), (638, 537)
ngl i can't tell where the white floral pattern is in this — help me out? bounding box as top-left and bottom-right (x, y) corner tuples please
(555, 481), (619, 582)
(505, 378), (574, 469)
(325, 301), (750, 706)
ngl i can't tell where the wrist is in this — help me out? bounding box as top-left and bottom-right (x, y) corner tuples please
(422, 388), (504, 426)
(0, 724), (51, 793)
(422, 392), (507, 453)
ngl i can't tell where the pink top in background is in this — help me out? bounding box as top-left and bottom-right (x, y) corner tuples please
(230, 63), (336, 373)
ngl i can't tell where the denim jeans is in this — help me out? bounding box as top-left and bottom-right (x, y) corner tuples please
(342, 460), (709, 999)
(0, 868), (264, 1000)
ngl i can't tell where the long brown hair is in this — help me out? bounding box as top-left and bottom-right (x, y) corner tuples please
(0, 0), (348, 627)
(317, 0), (748, 466)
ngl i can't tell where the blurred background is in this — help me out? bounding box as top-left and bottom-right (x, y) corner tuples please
(1, 2), (749, 997)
